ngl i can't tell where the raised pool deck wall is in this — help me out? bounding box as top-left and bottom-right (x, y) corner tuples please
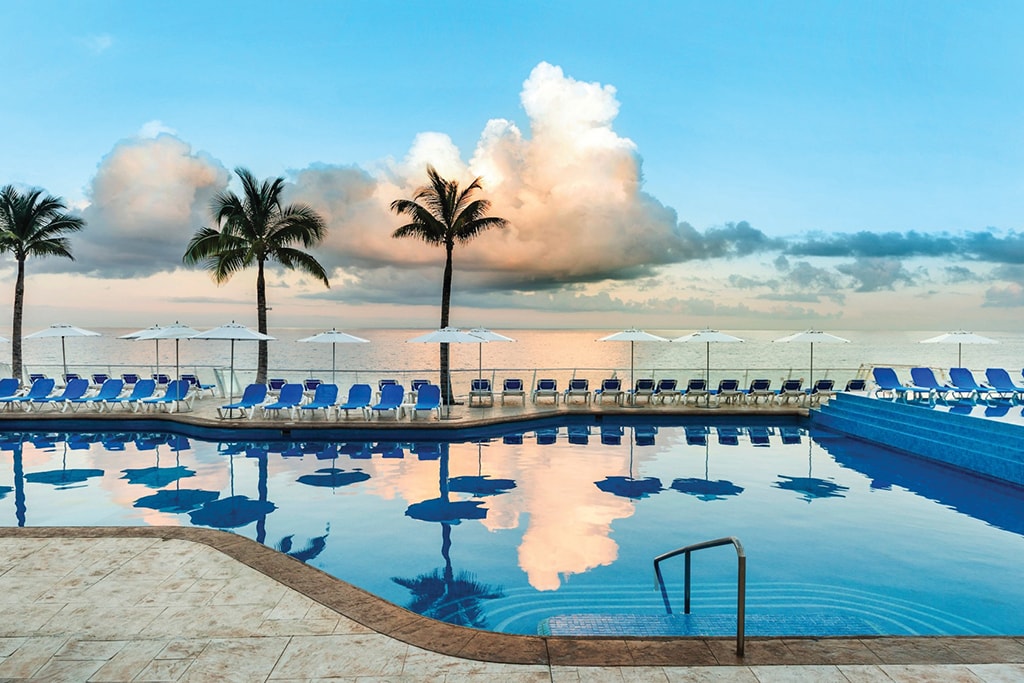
(811, 393), (1024, 486)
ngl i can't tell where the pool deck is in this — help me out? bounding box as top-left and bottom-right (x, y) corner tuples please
(2, 395), (1024, 681)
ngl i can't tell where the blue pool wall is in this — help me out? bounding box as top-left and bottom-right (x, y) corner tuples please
(811, 393), (1024, 486)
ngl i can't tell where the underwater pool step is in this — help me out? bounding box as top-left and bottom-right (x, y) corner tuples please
(538, 613), (878, 637)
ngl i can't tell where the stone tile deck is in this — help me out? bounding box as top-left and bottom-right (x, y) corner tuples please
(0, 528), (1022, 681)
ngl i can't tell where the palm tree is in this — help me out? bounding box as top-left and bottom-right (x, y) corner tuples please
(391, 165), (507, 403)
(183, 168), (329, 384)
(0, 186), (85, 380)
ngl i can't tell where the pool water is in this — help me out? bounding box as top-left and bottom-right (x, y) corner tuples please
(1, 418), (1022, 637)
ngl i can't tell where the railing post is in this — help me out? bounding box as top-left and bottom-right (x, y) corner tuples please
(683, 550), (691, 614)
(737, 553), (746, 656)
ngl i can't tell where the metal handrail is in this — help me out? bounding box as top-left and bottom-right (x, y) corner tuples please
(653, 536), (746, 656)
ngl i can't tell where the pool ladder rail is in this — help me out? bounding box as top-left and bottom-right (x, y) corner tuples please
(653, 536), (746, 656)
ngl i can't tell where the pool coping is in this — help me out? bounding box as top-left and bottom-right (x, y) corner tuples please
(2, 526), (1022, 668)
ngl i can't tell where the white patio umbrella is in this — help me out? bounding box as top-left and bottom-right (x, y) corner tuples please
(773, 330), (850, 387)
(672, 328), (744, 406)
(297, 328), (369, 383)
(119, 325), (163, 374)
(920, 330), (997, 367)
(408, 327), (485, 417)
(138, 322), (202, 379)
(190, 322), (274, 404)
(598, 328), (669, 395)
(25, 323), (102, 376)
(465, 327), (515, 380)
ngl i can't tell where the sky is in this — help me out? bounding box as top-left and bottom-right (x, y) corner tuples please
(1, 0), (1023, 332)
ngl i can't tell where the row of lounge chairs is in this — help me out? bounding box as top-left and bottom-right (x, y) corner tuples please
(872, 367), (1024, 404)
(476, 376), (860, 407)
(0, 377), (196, 413)
(219, 382), (444, 420)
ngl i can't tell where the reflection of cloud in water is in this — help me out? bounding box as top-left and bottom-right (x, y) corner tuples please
(516, 447), (635, 591)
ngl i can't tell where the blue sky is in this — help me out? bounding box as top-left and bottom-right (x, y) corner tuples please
(1, 1), (1022, 330)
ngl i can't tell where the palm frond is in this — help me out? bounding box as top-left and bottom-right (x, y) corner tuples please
(271, 247), (330, 286)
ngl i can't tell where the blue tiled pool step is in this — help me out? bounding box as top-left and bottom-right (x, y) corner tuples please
(539, 613), (878, 637)
(811, 393), (1024, 486)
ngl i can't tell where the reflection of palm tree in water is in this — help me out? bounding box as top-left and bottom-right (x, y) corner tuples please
(276, 523), (330, 563)
(392, 447), (504, 628)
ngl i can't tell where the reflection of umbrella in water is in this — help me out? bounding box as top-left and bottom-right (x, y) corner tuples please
(595, 426), (663, 499)
(24, 441), (103, 490)
(395, 447), (503, 628)
(297, 467), (370, 489)
(448, 442), (516, 497)
(189, 449), (276, 539)
(121, 435), (195, 488)
(132, 436), (214, 512)
(774, 438), (849, 502)
(671, 435), (744, 501)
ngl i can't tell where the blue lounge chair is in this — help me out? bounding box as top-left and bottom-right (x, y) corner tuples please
(744, 378), (773, 404)
(501, 378), (525, 404)
(142, 379), (193, 413)
(28, 373), (47, 385)
(948, 367), (994, 403)
(370, 383), (405, 419)
(628, 378), (656, 405)
(714, 378), (743, 405)
(32, 378), (89, 412)
(594, 378), (623, 405)
(409, 384), (441, 420)
(909, 367), (953, 403)
(564, 378), (591, 405)
(152, 373), (171, 388)
(532, 378), (559, 405)
(985, 368), (1024, 402)
(68, 378), (124, 412)
(218, 383), (268, 419)
(120, 373), (140, 390)
(0, 378), (20, 400)
(337, 384), (372, 420)
(106, 378), (156, 411)
(776, 379), (805, 405)
(653, 378), (680, 404)
(300, 383), (339, 420)
(267, 378), (288, 398)
(807, 379), (836, 405)
(844, 378), (867, 392)
(871, 367), (913, 401)
(260, 383), (305, 419)
(90, 373), (110, 389)
(410, 378), (430, 399)
(181, 373), (216, 398)
(303, 378), (323, 398)
(468, 378), (493, 406)
(682, 379), (709, 405)
(2, 378), (55, 411)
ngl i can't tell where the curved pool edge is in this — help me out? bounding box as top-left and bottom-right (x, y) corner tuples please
(2, 526), (1022, 668)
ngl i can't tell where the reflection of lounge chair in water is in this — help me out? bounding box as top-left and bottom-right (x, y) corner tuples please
(535, 427), (558, 445)
(411, 442), (442, 460)
(684, 426), (708, 446)
(634, 425), (658, 446)
(717, 426), (740, 445)
(780, 426), (802, 444)
(600, 425), (623, 445)
(747, 426), (772, 446)
(567, 425), (590, 444)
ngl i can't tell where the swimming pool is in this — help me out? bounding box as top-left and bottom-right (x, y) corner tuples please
(1, 417), (1022, 637)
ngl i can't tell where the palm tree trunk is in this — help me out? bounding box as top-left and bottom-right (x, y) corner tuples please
(439, 244), (454, 404)
(256, 259), (268, 385)
(12, 257), (25, 381)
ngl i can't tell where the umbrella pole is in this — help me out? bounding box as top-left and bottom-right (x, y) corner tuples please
(630, 341), (635, 403)
(958, 343), (962, 368)
(229, 340), (235, 406)
(332, 344), (336, 384)
(809, 343), (814, 388)
(175, 339), (180, 380)
(706, 342), (710, 407)
(155, 340), (160, 377)
(61, 337), (67, 377)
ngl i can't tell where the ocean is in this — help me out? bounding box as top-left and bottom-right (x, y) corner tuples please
(7, 327), (1024, 392)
